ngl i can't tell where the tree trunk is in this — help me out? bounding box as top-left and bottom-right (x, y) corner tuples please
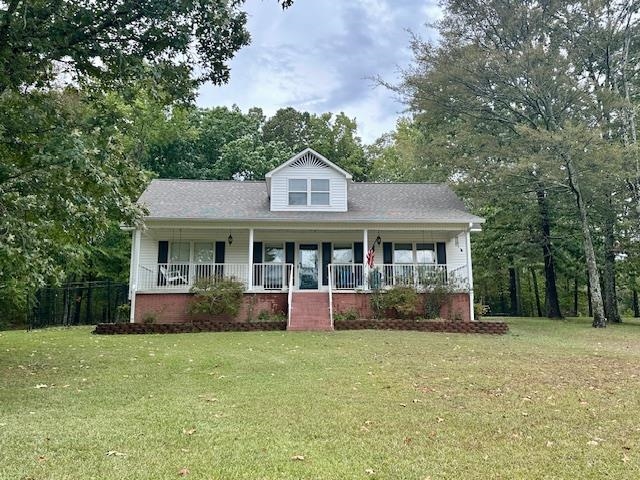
(73, 287), (83, 325)
(633, 288), (639, 318)
(509, 266), (520, 316)
(602, 205), (621, 323)
(536, 185), (562, 318)
(565, 157), (606, 327)
(530, 267), (542, 317)
(586, 272), (593, 317)
(573, 276), (579, 317)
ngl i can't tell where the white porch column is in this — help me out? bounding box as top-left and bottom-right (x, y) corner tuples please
(466, 228), (475, 321)
(248, 228), (254, 291)
(363, 229), (369, 290)
(129, 229), (141, 323)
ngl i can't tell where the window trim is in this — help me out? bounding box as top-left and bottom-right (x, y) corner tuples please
(264, 242), (285, 264)
(392, 242), (438, 264)
(287, 178), (331, 206)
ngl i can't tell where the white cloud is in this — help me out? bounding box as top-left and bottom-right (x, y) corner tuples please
(196, 0), (441, 143)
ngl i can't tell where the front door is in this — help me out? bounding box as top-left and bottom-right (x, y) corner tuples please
(299, 244), (319, 289)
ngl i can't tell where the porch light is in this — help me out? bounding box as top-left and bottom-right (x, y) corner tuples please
(375, 235), (382, 245)
(228, 234), (233, 245)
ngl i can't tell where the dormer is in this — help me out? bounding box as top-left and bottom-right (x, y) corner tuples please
(265, 148), (352, 212)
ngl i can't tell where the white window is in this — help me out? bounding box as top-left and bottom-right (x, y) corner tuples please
(170, 241), (190, 263)
(416, 243), (436, 264)
(264, 243), (284, 263)
(288, 178), (330, 206)
(332, 244), (353, 264)
(194, 242), (214, 264)
(288, 179), (308, 206)
(310, 179), (330, 205)
(393, 243), (413, 264)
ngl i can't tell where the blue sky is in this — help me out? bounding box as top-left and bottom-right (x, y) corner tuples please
(197, 0), (441, 143)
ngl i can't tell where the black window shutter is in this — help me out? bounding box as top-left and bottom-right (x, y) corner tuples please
(322, 242), (332, 286)
(215, 241), (226, 263)
(436, 242), (447, 265)
(215, 241), (226, 277)
(285, 242), (295, 286)
(354, 242), (364, 264)
(382, 242), (393, 283)
(382, 242), (393, 264)
(157, 241), (168, 286)
(158, 241), (169, 263)
(253, 242), (263, 286)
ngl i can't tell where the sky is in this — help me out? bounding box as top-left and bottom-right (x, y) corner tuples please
(196, 0), (442, 144)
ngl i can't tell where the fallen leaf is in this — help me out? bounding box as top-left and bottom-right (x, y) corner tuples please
(290, 455), (305, 461)
(399, 403), (407, 407)
(546, 441), (554, 447)
(178, 467), (190, 476)
(35, 384), (48, 389)
(436, 417), (444, 423)
(365, 468), (375, 475)
(183, 428), (196, 436)
(106, 450), (126, 457)
(587, 440), (599, 446)
(404, 436), (413, 445)
(37, 455), (47, 463)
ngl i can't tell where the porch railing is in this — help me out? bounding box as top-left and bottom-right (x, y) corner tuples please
(329, 263), (469, 291)
(252, 263), (294, 290)
(137, 263), (294, 291)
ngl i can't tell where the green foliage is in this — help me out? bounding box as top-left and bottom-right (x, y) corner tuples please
(474, 303), (490, 319)
(373, 286), (419, 319)
(256, 310), (286, 323)
(424, 282), (454, 320)
(116, 304), (131, 324)
(188, 277), (245, 318)
(333, 308), (359, 322)
(141, 312), (157, 325)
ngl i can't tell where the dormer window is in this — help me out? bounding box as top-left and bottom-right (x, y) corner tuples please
(310, 179), (329, 205)
(288, 179), (330, 206)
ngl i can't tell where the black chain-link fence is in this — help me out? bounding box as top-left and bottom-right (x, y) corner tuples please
(29, 281), (129, 329)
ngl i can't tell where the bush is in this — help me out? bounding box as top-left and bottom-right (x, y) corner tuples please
(188, 277), (245, 317)
(374, 285), (419, 319)
(256, 309), (287, 322)
(116, 303), (131, 323)
(424, 282), (454, 319)
(474, 303), (490, 319)
(333, 308), (359, 322)
(141, 311), (157, 324)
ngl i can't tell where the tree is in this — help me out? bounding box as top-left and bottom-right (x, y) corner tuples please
(0, 1), (293, 321)
(391, 0), (640, 326)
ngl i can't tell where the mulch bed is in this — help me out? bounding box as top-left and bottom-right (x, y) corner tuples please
(93, 321), (287, 335)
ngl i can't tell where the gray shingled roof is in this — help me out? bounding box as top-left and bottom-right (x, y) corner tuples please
(138, 180), (484, 224)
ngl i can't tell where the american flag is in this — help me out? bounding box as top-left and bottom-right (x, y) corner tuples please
(366, 247), (375, 268)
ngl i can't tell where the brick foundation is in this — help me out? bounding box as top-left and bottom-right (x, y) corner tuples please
(332, 292), (472, 321)
(134, 292), (287, 324)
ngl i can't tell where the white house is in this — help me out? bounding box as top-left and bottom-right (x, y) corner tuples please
(128, 148), (484, 330)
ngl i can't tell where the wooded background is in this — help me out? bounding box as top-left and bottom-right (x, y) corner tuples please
(1, 0), (638, 327)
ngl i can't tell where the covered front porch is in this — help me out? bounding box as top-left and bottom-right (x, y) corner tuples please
(131, 225), (474, 294)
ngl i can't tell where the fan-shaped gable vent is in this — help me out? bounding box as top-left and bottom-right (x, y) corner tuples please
(288, 152), (329, 169)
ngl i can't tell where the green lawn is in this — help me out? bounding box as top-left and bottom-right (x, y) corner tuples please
(1, 318), (640, 479)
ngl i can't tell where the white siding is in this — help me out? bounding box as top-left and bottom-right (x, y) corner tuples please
(270, 166), (348, 212)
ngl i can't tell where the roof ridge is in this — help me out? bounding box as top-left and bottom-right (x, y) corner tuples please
(149, 179), (266, 184)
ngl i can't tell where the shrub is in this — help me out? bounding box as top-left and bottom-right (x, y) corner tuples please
(141, 311), (157, 324)
(376, 285), (419, 319)
(333, 308), (359, 322)
(116, 303), (131, 323)
(188, 277), (245, 317)
(424, 282), (454, 319)
(474, 303), (490, 319)
(256, 310), (286, 322)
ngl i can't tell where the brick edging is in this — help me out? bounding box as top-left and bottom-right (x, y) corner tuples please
(334, 319), (509, 334)
(93, 321), (287, 335)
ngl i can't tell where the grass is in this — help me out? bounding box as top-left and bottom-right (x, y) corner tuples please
(1, 317), (640, 479)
